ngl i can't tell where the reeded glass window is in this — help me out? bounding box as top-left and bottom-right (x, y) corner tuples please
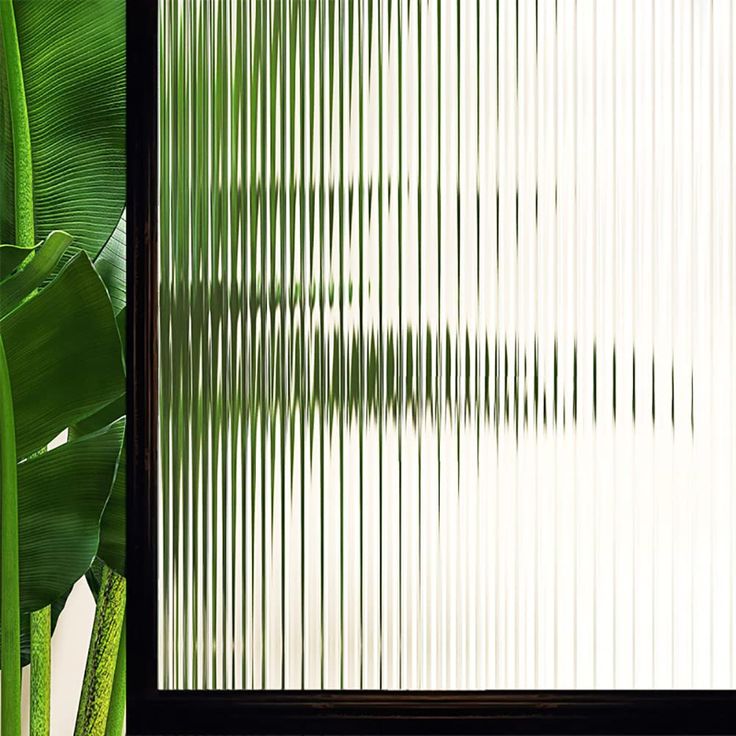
(158, 0), (736, 690)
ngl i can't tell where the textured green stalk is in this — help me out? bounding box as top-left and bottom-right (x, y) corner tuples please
(0, 335), (20, 736)
(74, 566), (126, 736)
(0, 0), (34, 247)
(104, 616), (126, 736)
(0, 4), (28, 733)
(30, 607), (51, 736)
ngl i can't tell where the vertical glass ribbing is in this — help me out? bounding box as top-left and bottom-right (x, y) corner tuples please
(158, 0), (736, 690)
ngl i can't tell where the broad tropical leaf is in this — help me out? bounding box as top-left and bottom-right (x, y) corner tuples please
(94, 209), (125, 316)
(0, 0), (125, 261)
(72, 394), (126, 441)
(0, 242), (33, 280)
(96, 442), (125, 575)
(0, 252), (124, 459)
(84, 558), (104, 602)
(74, 208), (127, 434)
(81, 213), (127, 574)
(17, 418), (124, 612)
(0, 230), (71, 314)
(69, 212), (127, 435)
(76, 395), (126, 578)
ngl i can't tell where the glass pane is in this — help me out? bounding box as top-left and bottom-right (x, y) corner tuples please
(158, 0), (736, 690)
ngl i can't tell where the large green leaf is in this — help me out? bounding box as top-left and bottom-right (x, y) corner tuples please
(0, 242), (33, 280)
(79, 212), (127, 575)
(72, 394), (125, 440)
(84, 558), (105, 602)
(17, 418), (124, 612)
(0, 230), (71, 314)
(0, 252), (124, 459)
(74, 396), (126, 578)
(94, 209), (125, 316)
(75, 215), (128, 574)
(70, 206), (127, 438)
(97, 441), (125, 575)
(0, 0), (125, 261)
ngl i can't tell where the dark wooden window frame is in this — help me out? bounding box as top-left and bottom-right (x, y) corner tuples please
(126, 1), (736, 732)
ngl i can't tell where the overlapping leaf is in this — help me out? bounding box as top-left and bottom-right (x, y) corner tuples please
(17, 418), (125, 612)
(0, 242), (33, 280)
(0, 418), (125, 666)
(0, 252), (124, 460)
(86, 213), (127, 574)
(0, 230), (70, 314)
(94, 209), (125, 317)
(96, 442), (125, 575)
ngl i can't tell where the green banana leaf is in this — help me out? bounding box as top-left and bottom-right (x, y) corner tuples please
(0, 0), (125, 262)
(17, 418), (125, 612)
(96, 442), (125, 575)
(0, 244), (125, 663)
(80, 215), (127, 574)
(94, 209), (125, 316)
(84, 558), (104, 601)
(0, 420), (122, 667)
(0, 251), (124, 460)
(75, 391), (125, 576)
(0, 230), (71, 314)
(0, 0), (128, 685)
(95, 210), (126, 356)
(0, 242), (34, 280)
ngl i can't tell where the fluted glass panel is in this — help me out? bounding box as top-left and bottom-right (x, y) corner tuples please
(158, 0), (736, 690)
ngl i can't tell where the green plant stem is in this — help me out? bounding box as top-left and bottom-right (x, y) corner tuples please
(2, 5), (36, 735)
(30, 606), (51, 736)
(74, 565), (125, 736)
(0, 334), (21, 736)
(0, 0), (35, 247)
(104, 614), (125, 736)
